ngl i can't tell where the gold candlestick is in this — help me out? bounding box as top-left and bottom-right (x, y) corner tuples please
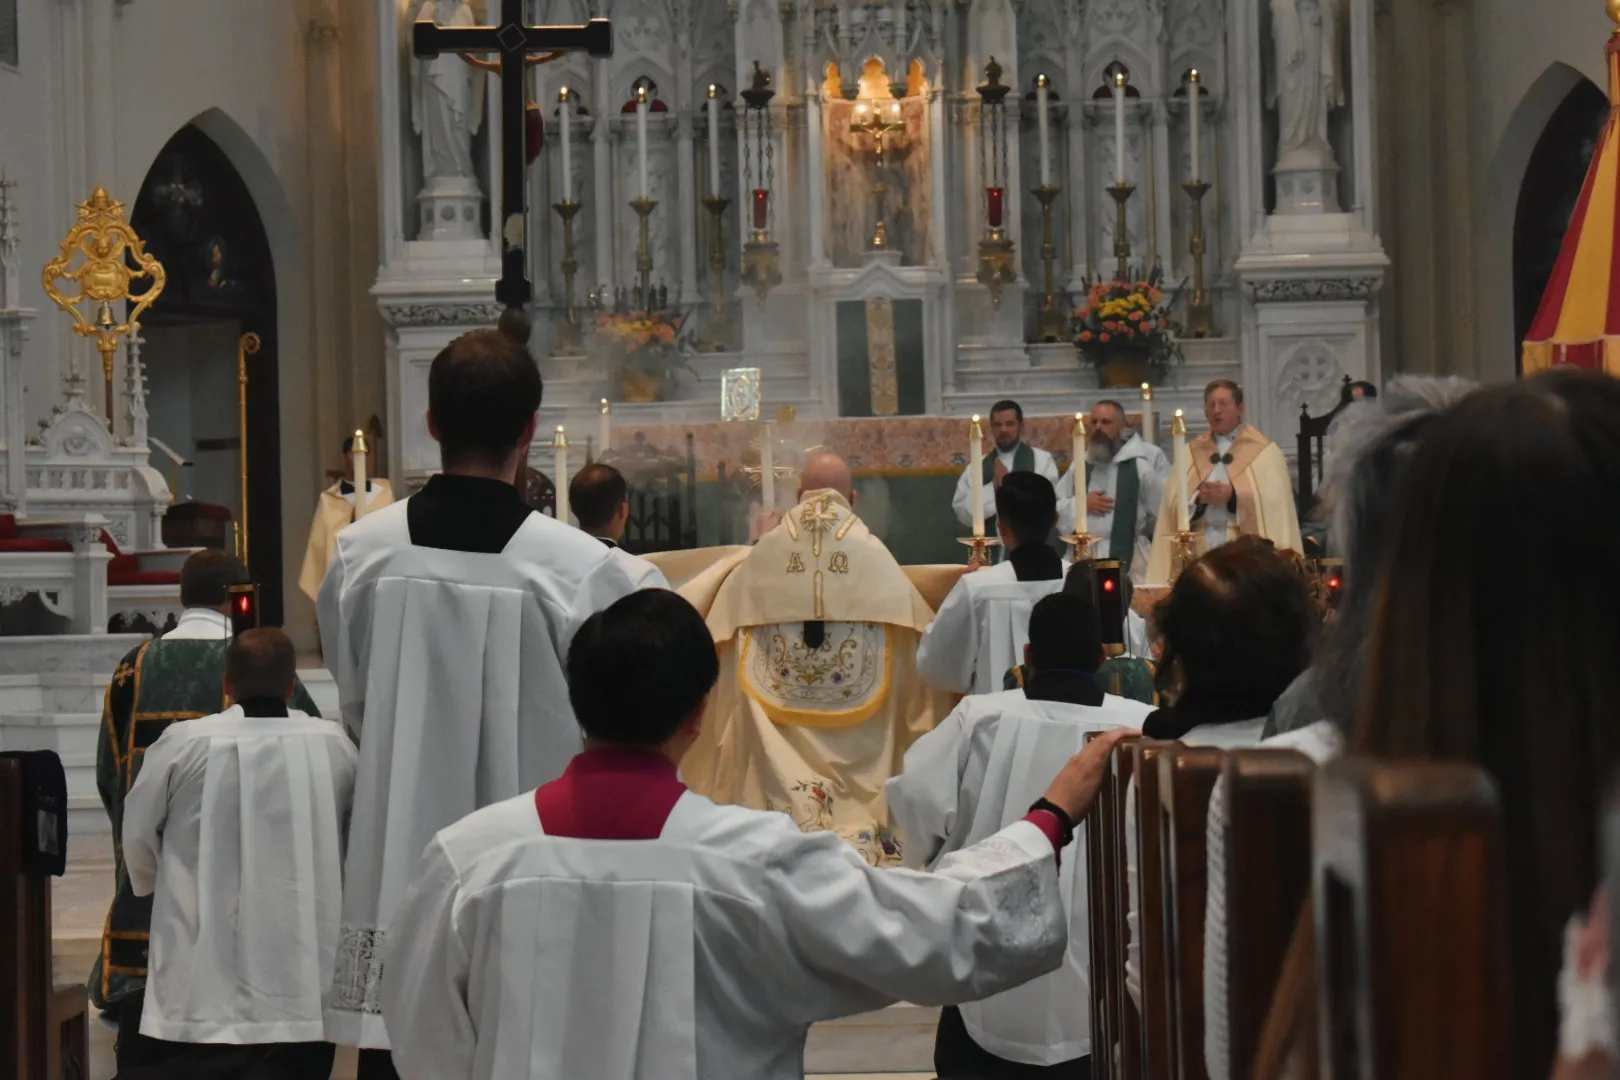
(1109, 182), (1135, 282)
(957, 535), (1002, 568)
(552, 199), (583, 353)
(629, 196), (657, 308)
(1182, 180), (1215, 336)
(236, 332), (260, 564)
(1033, 184), (1066, 341)
(1170, 530), (1201, 581)
(701, 193), (732, 350)
(1062, 532), (1096, 562)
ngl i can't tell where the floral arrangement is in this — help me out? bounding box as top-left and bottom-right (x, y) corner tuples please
(592, 310), (697, 401)
(1072, 270), (1183, 386)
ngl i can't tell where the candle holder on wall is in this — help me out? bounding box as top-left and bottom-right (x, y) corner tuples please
(739, 62), (782, 305)
(974, 57), (1016, 307)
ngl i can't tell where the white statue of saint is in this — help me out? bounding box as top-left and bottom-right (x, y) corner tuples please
(1267, 0), (1345, 170)
(411, 0), (483, 182)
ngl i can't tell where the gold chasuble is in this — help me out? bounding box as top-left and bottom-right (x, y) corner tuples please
(1144, 425), (1301, 583)
(297, 480), (396, 602)
(680, 489), (951, 866)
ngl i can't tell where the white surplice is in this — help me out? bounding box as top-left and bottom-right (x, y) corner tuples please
(381, 790), (1066, 1080)
(317, 499), (638, 1048)
(1053, 436), (1170, 565)
(916, 562), (1067, 695)
(603, 543), (672, 590)
(1123, 717), (1266, 1010)
(886, 690), (1143, 1065)
(951, 445), (1062, 529)
(122, 707), (357, 1044)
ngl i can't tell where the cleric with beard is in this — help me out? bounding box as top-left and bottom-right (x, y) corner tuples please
(1055, 400), (1171, 577)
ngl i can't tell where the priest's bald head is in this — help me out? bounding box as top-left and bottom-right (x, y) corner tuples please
(567, 590), (720, 762)
(797, 452), (856, 507)
(225, 628), (298, 705)
(427, 330), (543, 478)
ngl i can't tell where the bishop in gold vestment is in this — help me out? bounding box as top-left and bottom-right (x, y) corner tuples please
(679, 455), (951, 866)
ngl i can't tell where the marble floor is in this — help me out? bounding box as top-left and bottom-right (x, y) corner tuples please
(52, 829), (937, 1079)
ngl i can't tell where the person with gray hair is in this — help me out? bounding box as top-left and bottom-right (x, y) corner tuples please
(1200, 374), (1478, 1080)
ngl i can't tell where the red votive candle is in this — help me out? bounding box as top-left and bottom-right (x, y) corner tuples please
(752, 188), (770, 230)
(987, 187), (1004, 229)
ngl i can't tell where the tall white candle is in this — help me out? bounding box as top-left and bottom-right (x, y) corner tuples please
(352, 429), (369, 519)
(1071, 413), (1086, 531)
(1188, 69), (1201, 183)
(559, 88), (573, 198)
(554, 427), (570, 523)
(1172, 410), (1190, 532)
(1141, 383), (1156, 446)
(760, 420), (775, 511)
(1037, 74), (1052, 188)
(707, 85), (722, 194)
(970, 415), (986, 538)
(635, 86), (650, 199)
(598, 399), (611, 455)
(1113, 71), (1127, 186)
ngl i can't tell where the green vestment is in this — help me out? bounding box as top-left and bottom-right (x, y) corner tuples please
(89, 637), (320, 1009)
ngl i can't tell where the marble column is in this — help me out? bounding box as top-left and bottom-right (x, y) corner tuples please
(806, 87), (828, 269)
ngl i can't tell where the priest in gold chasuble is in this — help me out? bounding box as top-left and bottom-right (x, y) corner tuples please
(679, 454), (951, 866)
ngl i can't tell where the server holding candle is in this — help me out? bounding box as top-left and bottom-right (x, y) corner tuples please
(952, 400), (1061, 536)
(297, 432), (396, 603)
(1145, 379), (1302, 582)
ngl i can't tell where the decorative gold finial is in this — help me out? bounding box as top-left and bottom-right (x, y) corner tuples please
(42, 187), (167, 423)
(1609, 0), (1620, 29)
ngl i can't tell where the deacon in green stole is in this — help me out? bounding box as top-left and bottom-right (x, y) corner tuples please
(951, 400), (1061, 536)
(90, 637), (320, 1012)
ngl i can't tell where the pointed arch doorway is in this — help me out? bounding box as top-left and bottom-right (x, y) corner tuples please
(132, 124), (287, 624)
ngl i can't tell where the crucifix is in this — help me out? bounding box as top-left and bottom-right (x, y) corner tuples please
(413, 2), (612, 319)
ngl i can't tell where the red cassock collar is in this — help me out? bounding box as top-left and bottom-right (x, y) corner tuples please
(534, 747), (689, 840)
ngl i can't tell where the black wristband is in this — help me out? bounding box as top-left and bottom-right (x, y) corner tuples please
(1028, 797), (1077, 842)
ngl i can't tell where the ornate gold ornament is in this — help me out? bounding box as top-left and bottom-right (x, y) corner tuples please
(42, 188), (166, 424)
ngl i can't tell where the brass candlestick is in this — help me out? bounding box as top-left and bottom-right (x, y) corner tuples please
(958, 535), (1002, 568)
(1033, 184), (1066, 341)
(236, 332), (260, 564)
(552, 199), (583, 353)
(701, 193), (732, 350)
(1170, 530), (1201, 581)
(1062, 532), (1096, 562)
(976, 223), (1017, 308)
(1182, 180), (1215, 336)
(1109, 182), (1135, 282)
(629, 196), (657, 308)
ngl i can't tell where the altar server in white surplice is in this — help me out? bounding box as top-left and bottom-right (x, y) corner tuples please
(318, 330), (638, 1071)
(678, 453), (949, 867)
(383, 590), (1139, 1080)
(919, 472), (1068, 695)
(890, 592), (1144, 1080)
(568, 462), (672, 590)
(120, 630), (356, 1080)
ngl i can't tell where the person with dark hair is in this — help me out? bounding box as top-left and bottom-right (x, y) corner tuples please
(114, 628), (356, 1080)
(92, 553), (320, 1065)
(568, 462), (670, 589)
(1145, 378), (1301, 581)
(678, 452), (948, 866)
(1121, 537), (1318, 1012)
(383, 589), (1138, 1079)
(952, 399), (1060, 535)
(919, 472), (1066, 694)
(297, 433), (395, 603)
(317, 328), (637, 1075)
(892, 590), (1147, 1080)
(1054, 399), (1170, 577)
(1198, 375), (1474, 1080)
(1250, 371), (1620, 1080)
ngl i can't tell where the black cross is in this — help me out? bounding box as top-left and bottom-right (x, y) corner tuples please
(414, 2), (612, 313)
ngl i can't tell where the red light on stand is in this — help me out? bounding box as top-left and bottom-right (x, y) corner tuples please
(752, 189), (769, 230)
(986, 187), (1004, 229)
(1102, 578), (1116, 592)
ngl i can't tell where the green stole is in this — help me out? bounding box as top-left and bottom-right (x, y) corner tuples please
(981, 442), (1037, 535)
(1085, 457), (1143, 573)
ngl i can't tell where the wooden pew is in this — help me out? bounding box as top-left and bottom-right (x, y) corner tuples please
(1, 756), (89, 1080)
(1132, 740), (1176, 1080)
(1219, 749), (1315, 1080)
(1156, 747), (1225, 1080)
(1313, 757), (1509, 1080)
(1084, 730), (1125, 1080)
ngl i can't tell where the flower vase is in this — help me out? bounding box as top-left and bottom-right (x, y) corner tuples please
(619, 369), (663, 403)
(1089, 346), (1153, 389)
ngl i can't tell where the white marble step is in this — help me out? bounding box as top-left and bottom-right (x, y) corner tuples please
(0, 710), (110, 834)
(0, 671), (112, 714)
(0, 634), (146, 676)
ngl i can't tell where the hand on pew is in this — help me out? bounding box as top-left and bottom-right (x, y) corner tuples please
(1044, 728), (1141, 821)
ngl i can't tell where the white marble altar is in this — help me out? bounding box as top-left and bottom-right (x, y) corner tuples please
(372, 0), (1387, 485)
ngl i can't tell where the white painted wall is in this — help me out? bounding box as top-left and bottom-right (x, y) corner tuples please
(0, 0), (381, 645)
